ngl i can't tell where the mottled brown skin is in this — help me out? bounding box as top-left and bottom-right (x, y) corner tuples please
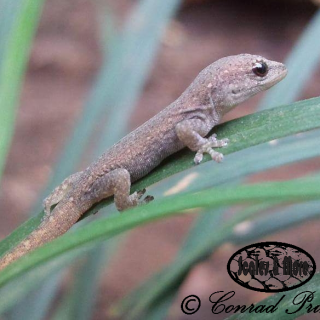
(0, 54), (287, 270)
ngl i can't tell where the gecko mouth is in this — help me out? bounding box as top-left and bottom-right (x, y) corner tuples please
(251, 67), (286, 96)
(264, 64), (288, 88)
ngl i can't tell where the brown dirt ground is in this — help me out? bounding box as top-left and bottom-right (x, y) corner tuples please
(1, 0), (320, 319)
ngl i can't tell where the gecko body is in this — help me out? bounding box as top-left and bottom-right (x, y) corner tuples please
(0, 54), (287, 270)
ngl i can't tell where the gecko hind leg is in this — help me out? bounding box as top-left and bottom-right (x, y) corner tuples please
(43, 171), (83, 216)
(90, 168), (154, 211)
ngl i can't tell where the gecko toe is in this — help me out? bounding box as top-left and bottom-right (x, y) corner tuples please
(221, 138), (229, 147)
(144, 195), (154, 203)
(194, 152), (203, 165)
(208, 134), (218, 142)
(212, 152), (224, 162)
(137, 188), (147, 198)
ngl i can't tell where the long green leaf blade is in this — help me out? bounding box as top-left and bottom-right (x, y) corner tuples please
(0, 0), (45, 180)
(1, 176), (320, 288)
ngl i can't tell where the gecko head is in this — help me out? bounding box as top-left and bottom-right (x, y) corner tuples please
(203, 54), (287, 115)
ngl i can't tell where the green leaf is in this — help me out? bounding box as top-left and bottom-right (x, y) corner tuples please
(1, 177), (320, 288)
(231, 200), (320, 244)
(64, 241), (119, 320)
(0, 0), (45, 181)
(0, 250), (81, 315)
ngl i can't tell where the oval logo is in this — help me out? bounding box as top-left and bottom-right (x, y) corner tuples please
(227, 242), (316, 293)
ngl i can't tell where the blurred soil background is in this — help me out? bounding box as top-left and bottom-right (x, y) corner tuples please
(1, 0), (320, 319)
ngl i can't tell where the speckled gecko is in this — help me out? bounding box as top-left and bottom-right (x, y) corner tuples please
(0, 54), (287, 270)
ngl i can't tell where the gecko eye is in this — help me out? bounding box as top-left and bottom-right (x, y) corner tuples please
(252, 61), (268, 77)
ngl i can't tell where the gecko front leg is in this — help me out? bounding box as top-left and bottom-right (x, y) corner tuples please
(176, 118), (229, 165)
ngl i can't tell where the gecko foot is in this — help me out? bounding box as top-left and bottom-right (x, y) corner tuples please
(194, 137), (229, 164)
(127, 189), (154, 208)
(136, 191), (154, 205)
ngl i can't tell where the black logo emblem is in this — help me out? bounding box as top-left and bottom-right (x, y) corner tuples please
(227, 242), (316, 292)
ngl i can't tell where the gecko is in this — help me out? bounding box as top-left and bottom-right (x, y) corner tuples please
(0, 54), (287, 271)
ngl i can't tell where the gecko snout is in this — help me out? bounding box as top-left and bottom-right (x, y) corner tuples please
(260, 59), (288, 89)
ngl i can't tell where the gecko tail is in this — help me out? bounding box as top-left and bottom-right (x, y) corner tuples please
(0, 200), (84, 271)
